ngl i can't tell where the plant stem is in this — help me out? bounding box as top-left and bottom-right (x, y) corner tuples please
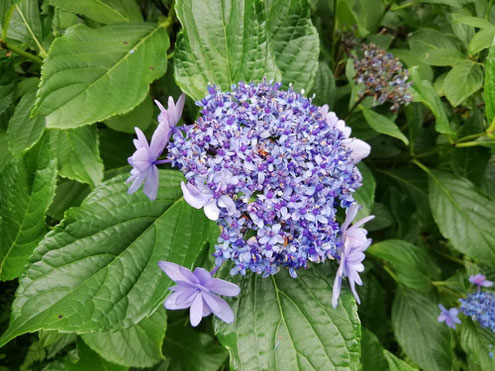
(455, 140), (495, 148)
(0, 40), (43, 64)
(344, 95), (366, 120)
(15, 4), (47, 58)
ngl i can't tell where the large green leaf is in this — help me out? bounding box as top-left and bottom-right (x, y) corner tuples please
(65, 338), (126, 371)
(5, 0), (44, 55)
(392, 287), (453, 371)
(428, 169), (495, 265)
(360, 328), (388, 371)
(104, 94), (153, 134)
(361, 107), (409, 145)
(7, 89), (45, 156)
(409, 29), (465, 66)
(0, 60), (16, 117)
(265, 0), (319, 91)
(443, 61), (483, 107)
(353, 163), (375, 218)
(33, 23), (169, 128)
(0, 135), (57, 281)
(174, 0), (281, 101)
(460, 318), (495, 370)
(0, 171), (210, 347)
(383, 350), (419, 371)
(485, 40), (495, 123)
(310, 62), (336, 108)
(49, 126), (104, 188)
(47, 0), (143, 24)
(214, 265), (361, 370)
(82, 309), (166, 368)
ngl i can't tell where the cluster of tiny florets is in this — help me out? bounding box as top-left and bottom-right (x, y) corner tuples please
(460, 291), (495, 333)
(353, 43), (412, 111)
(167, 81), (362, 277)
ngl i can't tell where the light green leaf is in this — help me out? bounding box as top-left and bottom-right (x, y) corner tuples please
(383, 350), (419, 371)
(469, 28), (495, 54)
(451, 13), (495, 29)
(82, 309), (166, 368)
(485, 39), (495, 123)
(104, 94), (154, 134)
(361, 106), (409, 145)
(164, 322), (228, 371)
(65, 338), (126, 371)
(443, 61), (483, 106)
(361, 328), (388, 371)
(49, 126), (104, 188)
(174, 0), (281, 101)
(428, 169), (495, 265)
(460, 318), (495, 370)
(368, 240), (434, 291)
(0, 60), (16, 116)
(34, 23), (169, 128)
(409, 29), (465, 66)
(353, 163), (375, 218)
(310, 62), (336, 108)
(39, 330), (76, 359)
(0, 171), (210, 347)
(265, 0), (319, 91)
(0, 135), (57, 281)
(392, 287), (453, 371)
(5, 0), (45, 56)
(47, 0), (143, 24)
(7, 90), (45, 156)
(214, 266), (361, 370)
(410, 67), (456, 136)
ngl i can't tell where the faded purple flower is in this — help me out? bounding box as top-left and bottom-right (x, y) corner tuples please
(469, 274), (494, 288)
(127, 95), (185, 200)
(159, 261), (240, 327)
(438, 304), (461, 329)
(332, 203), (374, 308)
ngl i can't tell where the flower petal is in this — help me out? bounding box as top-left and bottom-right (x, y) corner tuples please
(346, 138), (371, 163)
(181, 182), (211, 209)
(332, 271), (343, 308)
(127, 171), (147, 194)
(204, 199), (220, 221)
(143, 165), (159, 200)
(131, 147), (151, 173)
(204, 278), (241, 297)
(164, 290), (196, 310)
(193, 267), (212, 284)
(189, 293), (203, 327)
(158, 261), (192, 282)
(202, 293), (235, 324)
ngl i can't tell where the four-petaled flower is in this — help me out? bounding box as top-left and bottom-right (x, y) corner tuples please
(159, 261), (240, 327)
(127, 95), (185, 200)
(332, 203), (374, 308)
(437, 304), (461, 329)
(469, 274), (493, 288)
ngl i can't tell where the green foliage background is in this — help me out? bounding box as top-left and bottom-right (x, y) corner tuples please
(0, 0), (494, 370)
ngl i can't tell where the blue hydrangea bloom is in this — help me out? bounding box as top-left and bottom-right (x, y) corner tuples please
(460, 291), (495, 333)
(167, 81), (371, 277)
(437, 304), (461, 329)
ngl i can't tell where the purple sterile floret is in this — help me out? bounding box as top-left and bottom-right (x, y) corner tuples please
(159, 261), (240, 327)
(167, 80), (371, 278)
(127, 95), (185, 200)
(332, 203), (374, 308)
(469, 274), (494, 288)
(460, 291), (495, 333)
(437, 304), (461, 329)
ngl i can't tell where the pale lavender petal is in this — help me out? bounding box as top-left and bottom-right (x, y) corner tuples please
(154, 99), (168, 126)
(202, 301), (213, 317)
(164, 290), (196, 310)
(158, 261), (191, 282)
(332, 271), (343, 308)
(203, 293), (235, 324)
(204, 199), (220, 221)
(179, 265), (200, 284)
(342, 203), (359, 231)
(349, 279), (361, 305)
(204, 278), (240, 297)
(134, 127), (149, 148)
(149, 122), (171, 158)
(201, 291), (221, 313)
(128, 171), (147, 194)
(218, 195), (236, 214)
(346, 138), (371, 163)
(351, 215), (375, 229)
(143, 165), (159, 200)
(189, 293), (203, 327)
(193, 267), (211, 284)
(131, 147), (151, 172)
(181, 182), (211, 209)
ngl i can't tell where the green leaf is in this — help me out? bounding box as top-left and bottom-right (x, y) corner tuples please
(410, 67), (455, 136)
(469, 28), (495, 55)
(310, 62), (336, 108)
(428, 169), (495, 265)
(7, 89), (45, 156)
(383, 350), (419, 371)
(214, 265), (361, 370)
(460, 318), (495, 370)
(104, 94), (153, 134)
(368, 240), (434, 291)
(0, 171), (210, 347)
(361, 107), (409, 145)
(485, 39), (495, 123)
(64, 338), (126, 371)
(164, 322), (228, 371)
(353, 163), (375, 218)
(47, 179), (90, 220)
(443, 61), (483, 106)
(5, 0), (45, 55)
(265, 0), (319, 91)
(82, 309), (166, 368)
(449, 146), (490, 185)
(361, 328), (388, 371)
(47, 0), (143, 24)
(409, 29), (465, 66)
(392, 287), (453, 371)
(0, 60), (16, 117)
(451, 13), (495, 29)
(174, 0), (281, 101)
(39, 330), (76, 359)
(50, 126), (104, 188)
(0, 135), (57, 281)
(34, 23), (169, 128)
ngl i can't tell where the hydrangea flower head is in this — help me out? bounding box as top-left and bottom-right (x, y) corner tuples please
(332, 203), (374, 308)
(469, 274), (494, 288)
(167, 81), (371, 278)
(127, 95), (185, 200)
(460, 291), (495, 333)
(437, 304), (461, 329)
(159, 261), (240, 326)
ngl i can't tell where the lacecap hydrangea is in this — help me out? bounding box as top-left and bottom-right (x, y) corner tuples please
(128, 81), (374, 325)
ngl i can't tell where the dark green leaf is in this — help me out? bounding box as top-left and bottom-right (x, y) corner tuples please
(310, 62), (336, 108)
(353, 163), (375, 218)
(64, 338), (126, 371)
(485, 39), (495, 123)
(383, 350), (419, 371)
(174, 0), (281, 101)
(0, 135), (57, 281)
(47, 179), (90, 221)
(34, 23), (169, 128)
(460, 318), (495, 370)
(0, 60), (16, 117)
(449, 146), (490, 185)
(39, 330), (76, 359)
(361, 106), (409, 145)
(428, 169), (495, 265)
(443, 61), (483, 107)
(0, 171), (210, 346)
(215, 266), (361, 370)
(409, 29), (465, 66)
(361, 328), (388, 371)
(104, 94), (154, 134)
(49, 126), (104, 188)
